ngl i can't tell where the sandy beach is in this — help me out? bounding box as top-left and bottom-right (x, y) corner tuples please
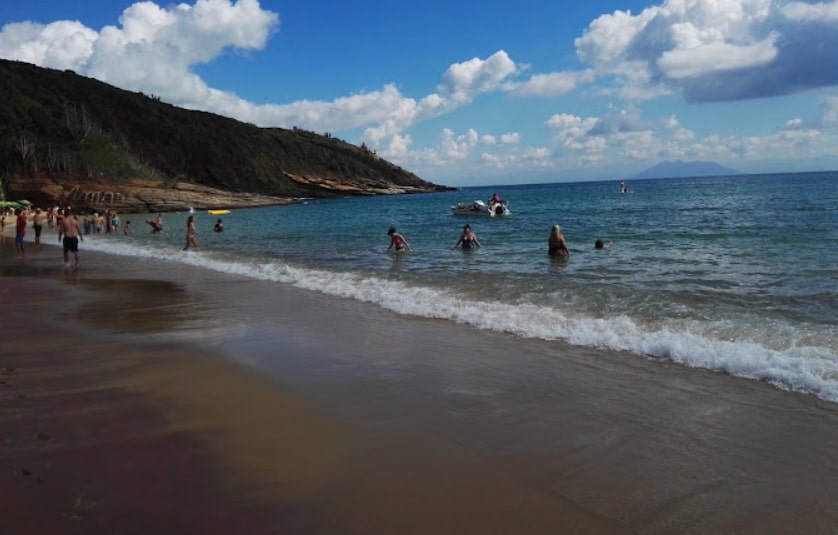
(3, 233), (838, 534)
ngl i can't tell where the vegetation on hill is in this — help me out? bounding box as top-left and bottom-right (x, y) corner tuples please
(0, 59), (449, 206)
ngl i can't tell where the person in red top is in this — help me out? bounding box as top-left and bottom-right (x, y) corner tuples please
(15, 208), (26, 257)
(387, 227), (411, 252)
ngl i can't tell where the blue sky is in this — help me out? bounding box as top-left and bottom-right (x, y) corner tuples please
(2, 0), (838, 187)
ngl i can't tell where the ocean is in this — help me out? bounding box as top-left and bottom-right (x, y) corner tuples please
(80, 171), (838, 403)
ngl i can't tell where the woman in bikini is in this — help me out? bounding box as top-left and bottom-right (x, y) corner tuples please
(387, 227), (411, 252)
(183, 215), (198, 251)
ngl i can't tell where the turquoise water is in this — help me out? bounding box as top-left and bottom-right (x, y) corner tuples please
(85, 171), (838, 401)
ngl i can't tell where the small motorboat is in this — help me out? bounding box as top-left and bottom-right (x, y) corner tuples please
(451, 199), (510, 217)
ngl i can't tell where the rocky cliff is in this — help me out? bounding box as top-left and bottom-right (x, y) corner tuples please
(6, 175), (295, 213)
(7, 170), (445, 213)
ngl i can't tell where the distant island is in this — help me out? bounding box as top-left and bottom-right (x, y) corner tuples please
(632, 160), (740, 180)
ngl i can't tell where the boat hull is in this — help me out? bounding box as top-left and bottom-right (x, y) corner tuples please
(450, 200), (510, 217)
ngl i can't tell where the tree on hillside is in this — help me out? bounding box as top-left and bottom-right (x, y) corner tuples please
(64, 102), (94, 144)
(15, 133), (35, 171)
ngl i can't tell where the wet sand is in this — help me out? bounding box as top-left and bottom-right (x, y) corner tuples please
(3, 237), (838, 534)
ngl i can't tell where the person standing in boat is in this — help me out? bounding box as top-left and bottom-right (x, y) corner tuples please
(387, 227), (411, 252)
(548, 224), (570, 258)
(488, 192), (502, 210)
(453, 224), (481, 250)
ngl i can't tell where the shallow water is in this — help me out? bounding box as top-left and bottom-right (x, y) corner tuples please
(73, 171), (838, 401)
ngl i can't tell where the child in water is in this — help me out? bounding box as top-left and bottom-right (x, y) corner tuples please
(387, 227), (411, 252)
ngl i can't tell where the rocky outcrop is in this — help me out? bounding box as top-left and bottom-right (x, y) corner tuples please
(285, 172), (445, 195)
(3, 173), (447, 213)
(4, 175), (295, 213)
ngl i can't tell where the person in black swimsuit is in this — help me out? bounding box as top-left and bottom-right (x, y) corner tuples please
(453, 224), (481, 250)
(548, 224), (570, 258)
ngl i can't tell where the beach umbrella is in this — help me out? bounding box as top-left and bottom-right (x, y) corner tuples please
(16, 200), (31, 205)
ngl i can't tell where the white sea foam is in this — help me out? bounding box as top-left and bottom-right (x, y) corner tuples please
(84, 237), (838, 403)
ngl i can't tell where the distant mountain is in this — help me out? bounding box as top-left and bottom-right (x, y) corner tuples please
(632, 160), (740, 180)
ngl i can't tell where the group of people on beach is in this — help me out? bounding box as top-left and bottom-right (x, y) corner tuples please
(388, 223), (610, 258)
(6, 206), (83, 267)
(5, 205), (227, 268)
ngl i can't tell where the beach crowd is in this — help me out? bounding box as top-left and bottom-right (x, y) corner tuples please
(4, 195), (616, 270)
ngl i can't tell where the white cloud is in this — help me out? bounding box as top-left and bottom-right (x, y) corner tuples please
(781, 1), (838, 21)
(499, 133), (520, 144)
(546, 113), (598, 136)
(546, 113), (607, 155)
(538, 102), (833, 171)
(0, 0), (279, 111)
(439, 50), (518, 106)
(510, 69), (595, 97)
(819, 96), (838, 127)
(385, 134), (413, 158)
(575, 7), (658, 67)
(574, 0), (838, 102)
(786, 117), (804, 129)
(480, 152), (517, 169)
(440, 128), (479, 160)
(522, 147), (553, 168)
(0, 20), (97, 71)
(673, 128), (695, 142)
(657, 31), (778, 78)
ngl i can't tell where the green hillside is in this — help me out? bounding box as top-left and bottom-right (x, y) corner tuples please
(0, 59), (448, 202)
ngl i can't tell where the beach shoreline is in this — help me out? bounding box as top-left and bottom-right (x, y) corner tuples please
(0, 244), (630, 534)
(3, 234), (838, 533)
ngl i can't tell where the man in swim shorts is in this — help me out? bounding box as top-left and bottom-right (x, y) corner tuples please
(61, 212), (84, 267)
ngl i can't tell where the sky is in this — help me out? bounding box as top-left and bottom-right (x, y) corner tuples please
(2, 0), (838, 187)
